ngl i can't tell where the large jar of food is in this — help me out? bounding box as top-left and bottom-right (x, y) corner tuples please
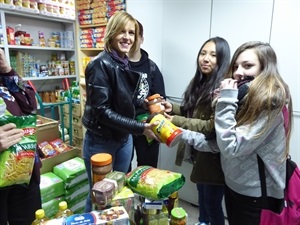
(170, 207), (187, 225)
(91, 153), (112, 185)
(147, 93), (165, 114)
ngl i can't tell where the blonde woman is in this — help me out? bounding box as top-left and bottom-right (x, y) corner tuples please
(82, 11), (158, 212)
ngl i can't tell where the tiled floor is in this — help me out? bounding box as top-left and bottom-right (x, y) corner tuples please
(179, 199), (229, 225)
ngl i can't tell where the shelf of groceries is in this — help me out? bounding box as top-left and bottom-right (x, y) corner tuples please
(0, 0), (75, 21)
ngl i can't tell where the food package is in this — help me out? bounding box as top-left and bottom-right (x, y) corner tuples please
(126, 166), (185, 200)
(0, 114), (37, 187)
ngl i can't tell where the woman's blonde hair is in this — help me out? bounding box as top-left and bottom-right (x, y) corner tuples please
(227, 41), (293, 156)
(104, 11), (139, 53)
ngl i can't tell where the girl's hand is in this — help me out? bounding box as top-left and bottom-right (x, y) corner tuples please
(220, 78), (237, 90)
(161, 100), (173, 113)
(164, 112), (174, 121)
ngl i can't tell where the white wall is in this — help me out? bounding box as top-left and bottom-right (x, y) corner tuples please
(127, 0), (300, 203)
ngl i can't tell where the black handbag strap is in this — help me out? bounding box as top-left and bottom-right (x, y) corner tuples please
(257, 155), (268, 208)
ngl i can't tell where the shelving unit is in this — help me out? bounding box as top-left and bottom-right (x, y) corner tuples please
(0, 6), (79, 146)
(0, 7), (79, 92)
(75, 22), (105, 146)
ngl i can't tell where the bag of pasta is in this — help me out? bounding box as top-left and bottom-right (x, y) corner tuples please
(126, 166), (185, 200)
(0, 114), (37, 187)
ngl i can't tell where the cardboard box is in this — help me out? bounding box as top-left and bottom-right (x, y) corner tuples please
(37, 115), (60, 144)
(64, 103), (81, 117)
(72, 114), (82, 127)
(72, 136), (83, 149)
(64, 206), (129, 225)
(40, 147), (80, 174)
(62, 113), (70, 128)
(73, 123), (83, 138)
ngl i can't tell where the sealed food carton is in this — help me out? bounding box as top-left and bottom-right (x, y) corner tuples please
(64, 206), (129, 225)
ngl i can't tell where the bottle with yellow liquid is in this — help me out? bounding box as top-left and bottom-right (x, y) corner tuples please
(31, 209), (49, 225)
(55, 201), (73, 218)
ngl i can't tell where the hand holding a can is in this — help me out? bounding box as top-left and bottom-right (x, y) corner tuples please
(143, 122), (163, 143)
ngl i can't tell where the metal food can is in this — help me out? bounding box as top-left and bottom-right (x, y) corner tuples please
(147, 113), (182, 147)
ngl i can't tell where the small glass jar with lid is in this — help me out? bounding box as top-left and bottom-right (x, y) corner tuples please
(170, 207), (187, 225)
(147, 93), (165, 114)
(91, 153), (112, 185)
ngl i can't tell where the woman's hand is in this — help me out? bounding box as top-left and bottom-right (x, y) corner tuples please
(0, 123), (24, 151)
(143, 122), (162, 143)
(0, 49), (12, 74)
(220, 78), (237, 90)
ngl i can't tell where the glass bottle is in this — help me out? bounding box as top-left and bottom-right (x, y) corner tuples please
(167, 191), (179, 216)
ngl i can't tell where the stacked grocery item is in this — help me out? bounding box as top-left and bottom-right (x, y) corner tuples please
(77, 0), (126, 26)
(52, 157), (89, 214)
(40, 172), (66, 218)
(1, 0), (75, 20)
(10, 51), (75, 78)
(79, 26), (105, 49)
(40, 157), (88, 218)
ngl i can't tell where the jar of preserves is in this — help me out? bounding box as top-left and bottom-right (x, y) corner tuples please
(168, 191), (179, 216)
(147, 94), (165, 114)
(170, 207), (187, 225)
(91, 153), (112, 185)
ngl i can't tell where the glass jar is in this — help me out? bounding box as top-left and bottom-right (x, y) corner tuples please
(168, 191), (179, 216)
(91, 153), (112, 185)
(170, 207), (187, 225)
(147, 94), (165, 114)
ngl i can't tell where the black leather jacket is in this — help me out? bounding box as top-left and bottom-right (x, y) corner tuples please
(82, 51), (145, 140)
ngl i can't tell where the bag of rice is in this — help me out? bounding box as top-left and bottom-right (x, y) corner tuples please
(126, 166), (185, 200)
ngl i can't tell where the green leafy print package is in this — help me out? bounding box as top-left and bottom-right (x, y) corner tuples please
(126, 166), (185, 200)
(0, 114), (37, 187)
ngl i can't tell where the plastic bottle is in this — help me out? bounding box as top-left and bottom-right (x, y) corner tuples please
(55, 201), (73, 218)
(31, 209), (49, 225)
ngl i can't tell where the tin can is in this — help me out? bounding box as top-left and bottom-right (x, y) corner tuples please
(147, 113), (182, 147)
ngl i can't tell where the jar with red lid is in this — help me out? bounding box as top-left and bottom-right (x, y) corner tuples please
(23, 33), (31, 46)
(147, 93), (165, 114)
(91, 153), (112, 185)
